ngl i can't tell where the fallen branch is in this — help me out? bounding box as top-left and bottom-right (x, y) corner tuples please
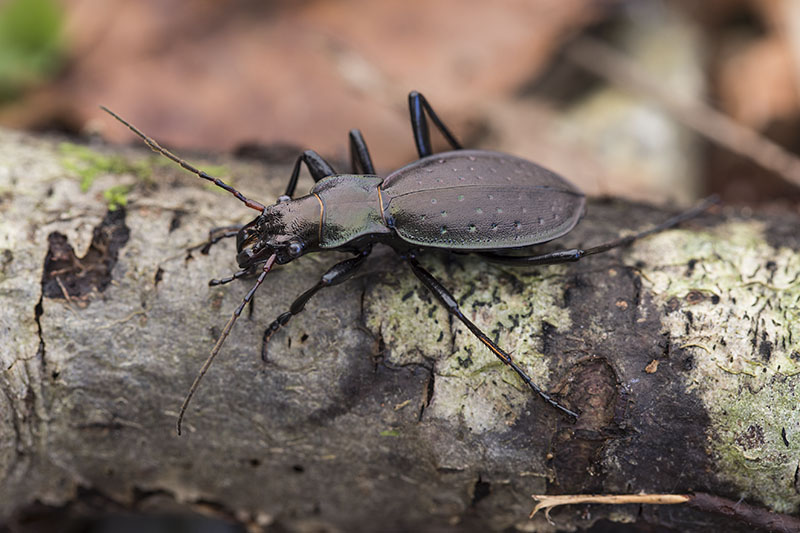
(1, 127), (798, 531)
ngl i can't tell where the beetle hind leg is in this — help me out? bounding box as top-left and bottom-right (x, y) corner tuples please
(403, 254), (578, 420)
(349, 129), (376, 175)
(580, 194), (719, 257)
(477, 195), (719, 266)
(408, 91), (463, 158)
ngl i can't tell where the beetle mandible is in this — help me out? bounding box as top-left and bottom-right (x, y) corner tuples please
(102, 92), (716, 434)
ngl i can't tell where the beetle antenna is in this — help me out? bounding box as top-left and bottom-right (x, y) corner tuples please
(100, 106), (266, 212)
(177, 253), (277, 435)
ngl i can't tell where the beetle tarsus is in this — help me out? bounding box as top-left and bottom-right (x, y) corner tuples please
(201, 225), (243, 254)
(261, 312), (291, 361)
(209, 269), (250, 286)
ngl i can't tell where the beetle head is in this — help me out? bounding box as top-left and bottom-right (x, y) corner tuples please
(235, 201), (317, 268)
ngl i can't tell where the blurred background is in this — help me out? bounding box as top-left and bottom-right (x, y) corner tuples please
(2, 0), (800, 209)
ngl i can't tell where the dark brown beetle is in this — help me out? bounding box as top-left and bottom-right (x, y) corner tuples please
(102, 92), (716, 434)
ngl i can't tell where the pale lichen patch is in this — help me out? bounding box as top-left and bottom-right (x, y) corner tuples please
(363, 261), (452, 368)
(628, 220), (800, 513)
(366, 254), (572, 434)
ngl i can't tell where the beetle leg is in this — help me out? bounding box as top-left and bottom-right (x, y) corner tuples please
(477, 195), (719, 266)
(580, 194), (719, 257)
(349, 129), (376, 175)
(403, 254), (578, 420)
(477, 249), (585, 266)
(261, 246), (373, 361)
(408, 91), (463, 158)
(283, 150), (337, 199)
(209, 268), (253, 286)
(186, 225), (243, 256)
(205, 264), (259, 319)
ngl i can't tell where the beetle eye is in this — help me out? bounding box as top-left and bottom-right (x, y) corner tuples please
(288, 242), (303, 257)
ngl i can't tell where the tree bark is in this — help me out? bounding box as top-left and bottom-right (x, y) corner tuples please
(1, 127), (798, 532)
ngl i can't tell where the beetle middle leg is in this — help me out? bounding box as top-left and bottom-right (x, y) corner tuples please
(403, 254), (578, 419)
(261, 246), (373, 361)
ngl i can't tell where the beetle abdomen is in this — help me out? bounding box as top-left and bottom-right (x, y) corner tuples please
(381, 150), (585, 250)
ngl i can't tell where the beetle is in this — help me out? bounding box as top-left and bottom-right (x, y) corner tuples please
(102, 92), (716, 434)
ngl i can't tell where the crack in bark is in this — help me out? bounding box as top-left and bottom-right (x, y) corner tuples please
(41, 209), (130, 301)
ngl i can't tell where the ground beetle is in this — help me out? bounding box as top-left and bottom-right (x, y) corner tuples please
(102, 92), (716, 434)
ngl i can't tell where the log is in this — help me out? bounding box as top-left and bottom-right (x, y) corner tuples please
(1, 126), (798, 532)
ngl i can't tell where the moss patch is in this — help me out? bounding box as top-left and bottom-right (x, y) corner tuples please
(59, 142), (151, 190)
(102, 185), (130, 211)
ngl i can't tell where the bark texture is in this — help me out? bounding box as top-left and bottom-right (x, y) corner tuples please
(1, 127), (799, 532)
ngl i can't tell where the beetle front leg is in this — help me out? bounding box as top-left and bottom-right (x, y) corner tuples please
(282, 150), (337, 199)
(209, 268), (253, 286)
(403, 254), (578, 420)
(261, 246), (372, 361)
(186, 224), (243, 256)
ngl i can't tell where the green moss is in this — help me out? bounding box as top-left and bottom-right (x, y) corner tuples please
(712, 377), (799, 513)
(0, 0), (63, 101)
(59, 142), (152, 191)
(380, 429), (400, 437)
(103, 185), (130, 211)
